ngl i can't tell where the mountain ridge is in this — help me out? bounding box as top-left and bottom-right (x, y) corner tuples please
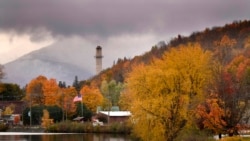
(3, 41), (95, 87)
(87, 20), (250, 87)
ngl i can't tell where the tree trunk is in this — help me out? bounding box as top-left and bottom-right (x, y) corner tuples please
(219, 133), (222, 139)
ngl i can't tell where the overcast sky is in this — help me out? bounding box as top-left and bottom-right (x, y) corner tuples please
(0, 0), (250, 67)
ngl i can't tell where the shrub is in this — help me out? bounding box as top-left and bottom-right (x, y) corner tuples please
(0, 123), (9, 131)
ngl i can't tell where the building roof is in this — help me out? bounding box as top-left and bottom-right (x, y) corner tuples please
(99, 111), (131, 117)
(73, 117), (84, 121)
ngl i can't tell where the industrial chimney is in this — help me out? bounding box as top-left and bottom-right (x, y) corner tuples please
(95, 46), (103, 74)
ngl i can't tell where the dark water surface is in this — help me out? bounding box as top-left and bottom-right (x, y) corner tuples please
(0, 133), (133, 141)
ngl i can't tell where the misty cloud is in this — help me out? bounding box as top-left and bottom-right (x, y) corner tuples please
(0, 0), (249, 42)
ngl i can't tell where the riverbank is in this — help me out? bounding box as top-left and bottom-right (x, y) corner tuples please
(45, 121), (132, 134)
(7, 126), (45, 132)
(3, 121), (131, 134)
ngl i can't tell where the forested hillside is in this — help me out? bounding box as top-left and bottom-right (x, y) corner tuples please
(86, 20), (250, 87)
(2, 20), (250, 140)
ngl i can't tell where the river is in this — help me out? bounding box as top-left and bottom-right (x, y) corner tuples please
(0, 132), (134, 141)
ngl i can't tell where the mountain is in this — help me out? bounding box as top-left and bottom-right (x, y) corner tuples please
(4, 20), (250, 87)
(88, 20), (250, 87)
(3, 39), (97, 87)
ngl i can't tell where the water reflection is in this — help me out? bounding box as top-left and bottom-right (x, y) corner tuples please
(0, 133), (133, 141)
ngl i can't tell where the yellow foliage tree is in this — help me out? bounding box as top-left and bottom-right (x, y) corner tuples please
(41, 109), (53, 128)
(126, 43), (212, 141)
(3, 104), (15, 115)
(80, 85), (103, 112)
(118, 88), (133, 111)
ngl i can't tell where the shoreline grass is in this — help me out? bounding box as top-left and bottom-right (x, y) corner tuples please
(45, 121), (132, 134)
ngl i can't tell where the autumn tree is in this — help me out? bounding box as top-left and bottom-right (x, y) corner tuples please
(196, 55), (250, 136)
(26, 75), (47, 105)
(126, 43), (212, 141)
(243, 36), (250, 56)
(118, 88), (133, 111)
(213, 35), (237, 64)
(100, 79), (123, 109)
(244, 36), (250, 49)
(61, 87), (78, 119)
(41, 109), (53, 128)
(43, 79), (60, 106)
(3, 104), (15, 115)
(26, 75), (62, 107)
(80, 85), (103, 113)
(196, 93), (227, 136)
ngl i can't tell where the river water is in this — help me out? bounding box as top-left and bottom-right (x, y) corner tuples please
(0, 132), (133, 141)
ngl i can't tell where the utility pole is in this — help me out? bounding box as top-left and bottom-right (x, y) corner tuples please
(108, 86), (111, 125)
(29, 94), (32, 127)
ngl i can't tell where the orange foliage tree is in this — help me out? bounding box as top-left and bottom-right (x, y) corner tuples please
(43, 78), (60, 106)
(26, 75), (80, 120)
(196, 94), (227, 135)
(196, 55), (250, 136)
(213, 35), (237, 64)
(26, 75), (47, 105)
(26, 75), (65, 108)
(61, 87), (78, 118)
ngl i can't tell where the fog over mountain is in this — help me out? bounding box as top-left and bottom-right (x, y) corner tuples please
(3, 39), (98, 87)
(2, 34), (159, 87)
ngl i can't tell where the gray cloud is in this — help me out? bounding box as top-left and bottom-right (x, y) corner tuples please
(0, 0), (249, 41)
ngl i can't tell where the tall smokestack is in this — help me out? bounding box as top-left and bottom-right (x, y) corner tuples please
(95, 46), (103, 74)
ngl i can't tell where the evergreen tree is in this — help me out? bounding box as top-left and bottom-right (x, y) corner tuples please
(58, 81), (66, 88)
(0, 83), (24, 101)
(73, 76), (80, 92)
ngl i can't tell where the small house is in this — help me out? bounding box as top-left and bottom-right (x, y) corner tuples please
(96, 111), (131, 124)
